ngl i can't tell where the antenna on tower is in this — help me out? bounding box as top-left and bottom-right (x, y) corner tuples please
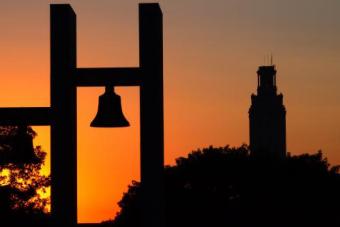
(270, 54), (273, 66)
(264, 54), (269, 66)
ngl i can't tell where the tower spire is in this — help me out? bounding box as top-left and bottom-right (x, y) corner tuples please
(270, 54), (273, 66)
(249, 64), (286, 157)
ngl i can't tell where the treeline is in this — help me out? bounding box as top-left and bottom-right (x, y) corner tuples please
(108, 145), (340, 227)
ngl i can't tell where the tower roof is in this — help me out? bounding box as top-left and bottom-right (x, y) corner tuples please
(257, 65), (276, 76)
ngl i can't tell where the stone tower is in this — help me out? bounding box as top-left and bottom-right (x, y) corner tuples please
(249, 65), (286, 157)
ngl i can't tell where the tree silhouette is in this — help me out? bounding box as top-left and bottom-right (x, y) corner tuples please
(0, 126), (50, 225)
(109, 145), (340, 227)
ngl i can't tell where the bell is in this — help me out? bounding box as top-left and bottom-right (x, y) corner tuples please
(90, 86), (130, 127)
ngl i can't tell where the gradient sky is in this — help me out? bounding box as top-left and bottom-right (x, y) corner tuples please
(1, 0), (340, 223)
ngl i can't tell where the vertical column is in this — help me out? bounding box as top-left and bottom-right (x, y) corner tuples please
(50, 4), (77, 226)
(139, 3), (165, 227)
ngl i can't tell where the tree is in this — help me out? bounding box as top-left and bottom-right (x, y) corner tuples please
(110, 145), (340, 227)
(0, 126), (50, 225)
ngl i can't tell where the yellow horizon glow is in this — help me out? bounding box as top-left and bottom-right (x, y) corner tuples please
(1, 0), (340, 223)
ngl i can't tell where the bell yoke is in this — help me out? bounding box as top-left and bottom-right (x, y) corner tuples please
(0, 3), (165, 227)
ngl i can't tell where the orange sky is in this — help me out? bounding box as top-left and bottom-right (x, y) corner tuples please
(1, 0), (340, 223)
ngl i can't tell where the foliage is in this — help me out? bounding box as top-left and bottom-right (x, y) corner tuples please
(0, 126), (50, 225)
(110, 145), (340, 227)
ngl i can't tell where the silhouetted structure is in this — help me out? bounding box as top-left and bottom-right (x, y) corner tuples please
(0, 3), (164, 227)
(249, 65), (286, 157)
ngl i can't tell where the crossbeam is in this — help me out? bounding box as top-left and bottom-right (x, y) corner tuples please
(76, 67), (142, 87)
(0, 107), (51, 126)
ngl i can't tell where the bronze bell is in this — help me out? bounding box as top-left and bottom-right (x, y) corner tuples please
(90, 86), (130, 127)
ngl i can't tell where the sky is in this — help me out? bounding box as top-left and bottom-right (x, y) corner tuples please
(1, 0), (340, 223)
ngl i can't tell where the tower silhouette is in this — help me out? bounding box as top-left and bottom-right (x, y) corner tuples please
(249, 65), (286, 157)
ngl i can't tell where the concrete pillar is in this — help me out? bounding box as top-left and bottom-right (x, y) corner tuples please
(139, 3), (165, 227)
(50, 4), (77, 226)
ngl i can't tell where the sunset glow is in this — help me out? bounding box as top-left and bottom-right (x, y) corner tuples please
(1, 0), (340, 223)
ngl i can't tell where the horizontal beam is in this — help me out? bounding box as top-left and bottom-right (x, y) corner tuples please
(0, 107), (51, 126)
(76, 67), (142, 87)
